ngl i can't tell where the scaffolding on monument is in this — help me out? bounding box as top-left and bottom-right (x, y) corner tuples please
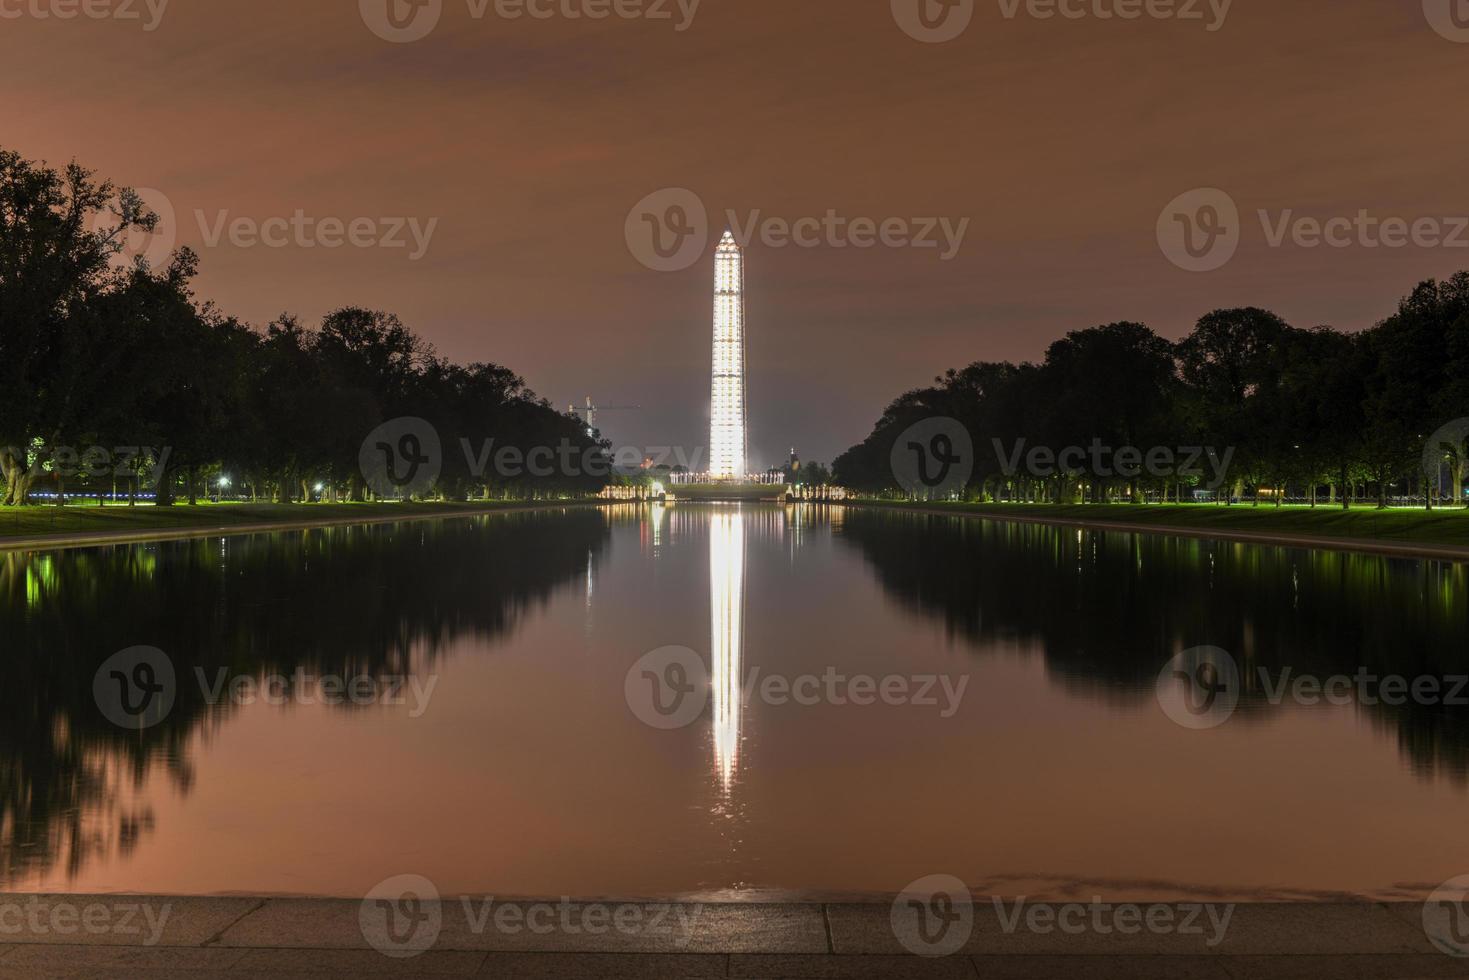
(708, 229), (748, 481)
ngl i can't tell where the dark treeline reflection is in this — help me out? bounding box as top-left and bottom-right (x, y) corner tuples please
(838, 509), (1469, 781)
(0, 509), (607, 885)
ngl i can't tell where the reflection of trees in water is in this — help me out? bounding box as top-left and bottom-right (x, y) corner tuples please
(0, 509), (608, 885)
(838, 509), (1469, 780)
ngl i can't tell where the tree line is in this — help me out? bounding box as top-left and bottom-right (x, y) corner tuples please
(0, 148), (606, 506)
(834, 277), (1469, 508)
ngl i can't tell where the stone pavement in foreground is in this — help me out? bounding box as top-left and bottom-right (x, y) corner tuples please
(0, 897), (1465, 979)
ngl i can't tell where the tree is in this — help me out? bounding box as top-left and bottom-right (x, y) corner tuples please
(0, 152), (169, 503)
(1176, 308), (1290, 504)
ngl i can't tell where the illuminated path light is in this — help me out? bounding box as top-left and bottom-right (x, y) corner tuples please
(709, 230), (747, 481)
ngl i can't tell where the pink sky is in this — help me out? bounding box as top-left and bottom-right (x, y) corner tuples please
(5, 0), (1468, 463)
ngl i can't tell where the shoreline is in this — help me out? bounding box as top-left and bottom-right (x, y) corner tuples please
(842, 500), (1469, 562)
(8, 497), (1469, 562)
(0, 499), (612, 553)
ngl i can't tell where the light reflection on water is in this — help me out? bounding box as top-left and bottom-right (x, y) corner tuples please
(709, 507), (745, 796)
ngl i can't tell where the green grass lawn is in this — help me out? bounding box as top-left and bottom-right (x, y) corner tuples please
(854, 500), (1469, 548)
(0, 499), (596, 542)
(11, 497), (1469, 551)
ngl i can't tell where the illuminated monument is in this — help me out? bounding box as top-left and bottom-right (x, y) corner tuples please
(709, 230), (748, 480)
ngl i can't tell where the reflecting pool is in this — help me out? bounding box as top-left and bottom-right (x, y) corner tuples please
(3, 503), (1467, 901)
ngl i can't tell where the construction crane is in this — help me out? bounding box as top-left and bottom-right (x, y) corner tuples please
(566, 396), (640, 433)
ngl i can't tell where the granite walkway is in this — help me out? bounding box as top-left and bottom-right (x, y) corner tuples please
(0, 897), (1465, 978)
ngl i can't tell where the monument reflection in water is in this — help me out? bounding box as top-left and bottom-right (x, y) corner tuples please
(709, 507), (746, 794)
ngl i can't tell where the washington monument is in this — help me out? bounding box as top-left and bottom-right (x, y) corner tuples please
(709, 230), (748, 480)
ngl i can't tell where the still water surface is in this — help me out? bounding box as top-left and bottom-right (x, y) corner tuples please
(5, 503), (1469, 900)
